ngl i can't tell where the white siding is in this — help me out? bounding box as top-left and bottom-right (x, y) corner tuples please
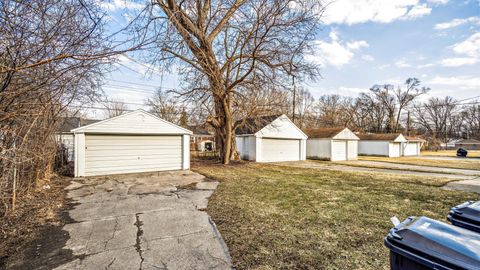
(73, 110), (191, 135)
(389, 142), (401, 157)
(403, 142), (420, 156)
(256, 115), (307, 139)
(347, 140), (358, 160)
(331, 140), (347, 161)
(306, 139), (331, 160)
(332, 128), (360, 140)
(358, 141), (390, 156)
(260, 138), (300, 162)
(83, 135), (182, 176)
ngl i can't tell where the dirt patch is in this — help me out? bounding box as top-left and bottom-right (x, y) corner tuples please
(0, 175), (72, 269)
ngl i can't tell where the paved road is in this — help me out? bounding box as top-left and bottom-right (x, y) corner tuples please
(275, 160), (477, 180)
(21, 171), (232, 270)
(345, 160), (480, 176)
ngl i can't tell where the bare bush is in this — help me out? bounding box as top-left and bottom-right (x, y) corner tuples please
(0, 0), (111, 215)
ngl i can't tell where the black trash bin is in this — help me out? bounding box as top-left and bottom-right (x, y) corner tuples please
(457, 148), (468, 157)
(384, 216), (480, 270)
(448, 201), (480, 233)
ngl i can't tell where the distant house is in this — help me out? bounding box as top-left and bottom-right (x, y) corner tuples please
(455, 139), (480, 150)
(358, 133), (407, 157)
(304, 127), (359, 161)
(358, 133), (424, 157)
(56, 117), (99, 161)
(235, 114), (307, 162)
(189, 124), (216, 152)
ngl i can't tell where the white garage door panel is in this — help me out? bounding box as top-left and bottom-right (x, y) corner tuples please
(331, 141), (347, 161)
(261, 139), (300, 162)
(347, 140), (357, 160)
(85, 135), (182, 176)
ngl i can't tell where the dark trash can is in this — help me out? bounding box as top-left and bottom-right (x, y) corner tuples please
(457, 148), (468, 157)
(448, 201), (480, 233)
(384, 216), (480, 270)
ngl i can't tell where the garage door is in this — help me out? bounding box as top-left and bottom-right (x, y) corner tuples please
(390, 142), (401, 157)
(84, 135), (182, 176)
(261, 138), (300, 162)
(347, 140), (357, 160)
(331, 140), (347, 161)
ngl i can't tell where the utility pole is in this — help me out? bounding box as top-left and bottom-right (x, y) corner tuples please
(406, 111), (411, 136)
(292, 75), (296, 123)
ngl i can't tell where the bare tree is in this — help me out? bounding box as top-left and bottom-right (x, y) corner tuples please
(414, 97), (457, 148)
(131, 0), (323, 164)
(147, 89), (185, 124)
(0, 0), (110, 214)
(103, 99), (128, 118)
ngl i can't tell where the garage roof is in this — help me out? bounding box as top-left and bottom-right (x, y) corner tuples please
(357, 133), (406, 142)
(235, 114), (307, 139)
(235, 115), (282, 135)
(71, 109), (192, 135)
(455, 138), (480, 144)
(304, 127), (359, 140)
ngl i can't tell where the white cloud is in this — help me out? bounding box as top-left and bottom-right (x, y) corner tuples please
(403, 3), (432, 19)
(395, 59), (412, 68)
(427, 0), (449, 5)
(307, 30), (369, 68)
(434, 16), (480, 30)
(115, 54), (164, 75)
(322, 0), (432, 25)
(99, 0), (144, 11)
(440, 57), (479, 67)
(439, 32), (480, 67)
(428, 75), (480, 89)
(361, 55), (375, 61)
(451, 32), (480, 57)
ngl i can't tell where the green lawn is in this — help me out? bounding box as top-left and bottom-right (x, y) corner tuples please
(358, 156), (480, 171)
(194, 163), (479, 270)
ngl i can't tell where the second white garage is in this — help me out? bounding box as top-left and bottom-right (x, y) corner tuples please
(305, 127), (359, 161)
(236, 114), (307, 162)
(72, 109), (191, 177)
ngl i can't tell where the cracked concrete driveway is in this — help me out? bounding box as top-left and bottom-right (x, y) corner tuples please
(48, 171), (232, 270)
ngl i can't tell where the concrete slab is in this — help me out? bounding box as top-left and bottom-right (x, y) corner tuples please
(39, 170), (232, 270)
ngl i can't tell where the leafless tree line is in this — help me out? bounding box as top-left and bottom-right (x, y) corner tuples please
(0, 0), (112, 215)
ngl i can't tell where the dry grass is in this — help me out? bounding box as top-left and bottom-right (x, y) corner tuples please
(194, 163), (479, 270)
(358, 156), (480, 171)
(421, 150), (480, 158)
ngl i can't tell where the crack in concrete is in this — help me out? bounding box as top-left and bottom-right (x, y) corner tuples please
(104, 217), (119, 250)
(134, 213), (145, 270)
(105, 257), (116, 269)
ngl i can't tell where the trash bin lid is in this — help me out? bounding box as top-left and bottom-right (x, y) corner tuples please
(386, 216), (480, 269)
(450, 201), (480, 224)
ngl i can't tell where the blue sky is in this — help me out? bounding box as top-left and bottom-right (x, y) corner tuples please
(96, 0), (480, 118)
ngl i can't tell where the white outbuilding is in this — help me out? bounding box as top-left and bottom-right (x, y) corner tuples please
(358, 133), (407, 157)
(403, 136), (426, 156)
(305, 127), (359, 161)
(72, 109), (192, 177)
(235, 114), (307, 162)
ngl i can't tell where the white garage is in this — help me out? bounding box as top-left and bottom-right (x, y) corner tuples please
(72, 109), (191, 177)
(358, 133), (407, 157)
(305, 127), (359, 161)
(235, 114), (307, 162)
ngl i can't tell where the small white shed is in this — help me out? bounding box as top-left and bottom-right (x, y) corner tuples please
(403, 136), (425, 156)
(305, 127), (359, 161)
(235, 114), (307, 162)
(72, 109), (192, 177)
(358, 133), (407, 157)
